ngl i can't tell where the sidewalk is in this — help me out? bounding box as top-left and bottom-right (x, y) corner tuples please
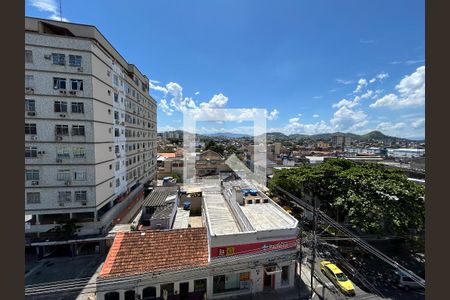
(220, 278), (310, 300)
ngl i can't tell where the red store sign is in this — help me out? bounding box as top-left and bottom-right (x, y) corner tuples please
(211, 238), (298, 258)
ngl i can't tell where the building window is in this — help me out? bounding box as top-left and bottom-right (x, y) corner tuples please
(213, 273), (250, 294)
(25, 169), (39, 181)
(25, 99), (35, 112)
(72, 125), (85, 136)
(55, 125), (69, 136)
(115, 161), (120, 171)
(26, 192), (40, 204)
(25, 147), (38, 158)
(71, 102), (84, 113)
(114, 92), (119, 102)
(56, 147), (70, 158)
(160, 283), (174, 298)
(115, 145), (119, 154)
(69, 55), (82, 67)
(25, 50), (33, 63)
(57, 169), (71, 181)
(74, 171), (87, 181)
(25, 75), (34, 89)
(113, 74), (119, 86)
(194, 279), (207, 293)
(115, 178), (120, 187)
(53, 77), (66, 89)
(74, 191), (87, 201)
(25, 123), (37, 135)
(70, 79), (84, 91)
(73, 147), (85, 158)
(52, 53), (66, 65)
(281, 265), (290, 286)
(114, 111), (119, 120)
(54, 101), (68, 113)
(114, 128), (120, 137)
(58, 191), (71, 203)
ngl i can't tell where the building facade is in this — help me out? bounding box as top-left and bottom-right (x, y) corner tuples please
(25, 17), (157, 238)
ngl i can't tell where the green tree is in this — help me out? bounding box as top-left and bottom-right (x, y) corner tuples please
(269, 158), (425, 235)
(204, 141), (225, 155)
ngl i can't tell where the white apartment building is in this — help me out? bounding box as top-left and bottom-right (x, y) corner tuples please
(25, 17), (157, 238)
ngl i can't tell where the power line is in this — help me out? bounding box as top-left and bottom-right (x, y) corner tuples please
(273, 185), (425, 288)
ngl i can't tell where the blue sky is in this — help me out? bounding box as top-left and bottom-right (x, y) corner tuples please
(26, 0), (425, 139)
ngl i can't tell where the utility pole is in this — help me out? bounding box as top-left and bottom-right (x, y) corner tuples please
(310, 196), (317, 299)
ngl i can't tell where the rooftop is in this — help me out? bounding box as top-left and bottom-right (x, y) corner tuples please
(142, 186), (178, 207)
(99, 227), (209, 279)
(200, 178), (298, 236)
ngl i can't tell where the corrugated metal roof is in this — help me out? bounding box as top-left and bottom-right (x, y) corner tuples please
(142, 187), (178, 207)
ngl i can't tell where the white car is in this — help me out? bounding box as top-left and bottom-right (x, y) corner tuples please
(391, 270), (425, 290)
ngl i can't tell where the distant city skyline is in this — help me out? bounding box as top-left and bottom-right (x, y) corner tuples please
(26, 0), (425, 139)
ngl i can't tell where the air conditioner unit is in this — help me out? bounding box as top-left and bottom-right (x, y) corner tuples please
(81, 201), (87, 206)
(30, 136), (38, 140)
(59, 114), (66, 118)
(37, 151), (45, 155)
(25, 87), (34, 94)
(115, 120), (120, 125)
(77, 67), (83, 72)
(44, 54), (51, 59)
(56, 158), (62, 163)
(26, 111), (36, 116)
(31, 181), (39, 185)
(58, 202), (64, 207)
(65, 180), (71, 186)
(55, 136), (63, 141)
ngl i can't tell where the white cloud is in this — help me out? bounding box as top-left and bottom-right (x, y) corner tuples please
(313, 96), (323, 99)
(336, 79), (354, 85)
(267, 109), (279, 120)
(313, 114), (319, 118)
(370, 66), (425, 108)
(29, 0), (68, 22)
(194, 91), (200, 95)
(330, 106), (368, 132)
(200, 93), (228, 109)
(390, 59), (424, 65)
(376, 72), (389, 80)
(369, 78), (376, 83)
(297, 113), (303, 117)
(269, 120), (332, 135)
(411, 118), (425, 129)
(149, 81), (168, 94)
(377, 122), (406, 131)
(361, 90), (373, 99)
(353, 78), (368, 94)
(159, 99), (173, 116)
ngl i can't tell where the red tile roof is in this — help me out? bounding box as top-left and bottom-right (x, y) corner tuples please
(99, 227), (209, 278)
(159, 152), (176, 158)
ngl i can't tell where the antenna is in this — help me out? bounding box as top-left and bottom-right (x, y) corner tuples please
(59, 0), (63, 22)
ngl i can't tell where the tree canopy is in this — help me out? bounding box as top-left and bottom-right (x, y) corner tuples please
(269, 158), (425, 236)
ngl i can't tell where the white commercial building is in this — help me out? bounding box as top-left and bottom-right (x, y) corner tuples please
(96, 177), (299, 300)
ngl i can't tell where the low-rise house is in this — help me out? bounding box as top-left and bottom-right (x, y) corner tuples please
(141, 187), (178, 229)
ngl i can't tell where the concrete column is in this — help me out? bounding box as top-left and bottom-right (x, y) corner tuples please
(35, 214), (40, 225)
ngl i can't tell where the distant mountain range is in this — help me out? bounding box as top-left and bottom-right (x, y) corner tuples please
(265, 130), (423, 142)
(158, 130), (424, 142)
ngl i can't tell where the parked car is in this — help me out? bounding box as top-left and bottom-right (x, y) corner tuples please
(320, 260), (356, 296)
(391, 269), (425, 291)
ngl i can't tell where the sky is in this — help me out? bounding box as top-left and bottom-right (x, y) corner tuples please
(26, 0), (425, 139)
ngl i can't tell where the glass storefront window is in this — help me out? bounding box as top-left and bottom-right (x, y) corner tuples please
(213, 272), (251, 294)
